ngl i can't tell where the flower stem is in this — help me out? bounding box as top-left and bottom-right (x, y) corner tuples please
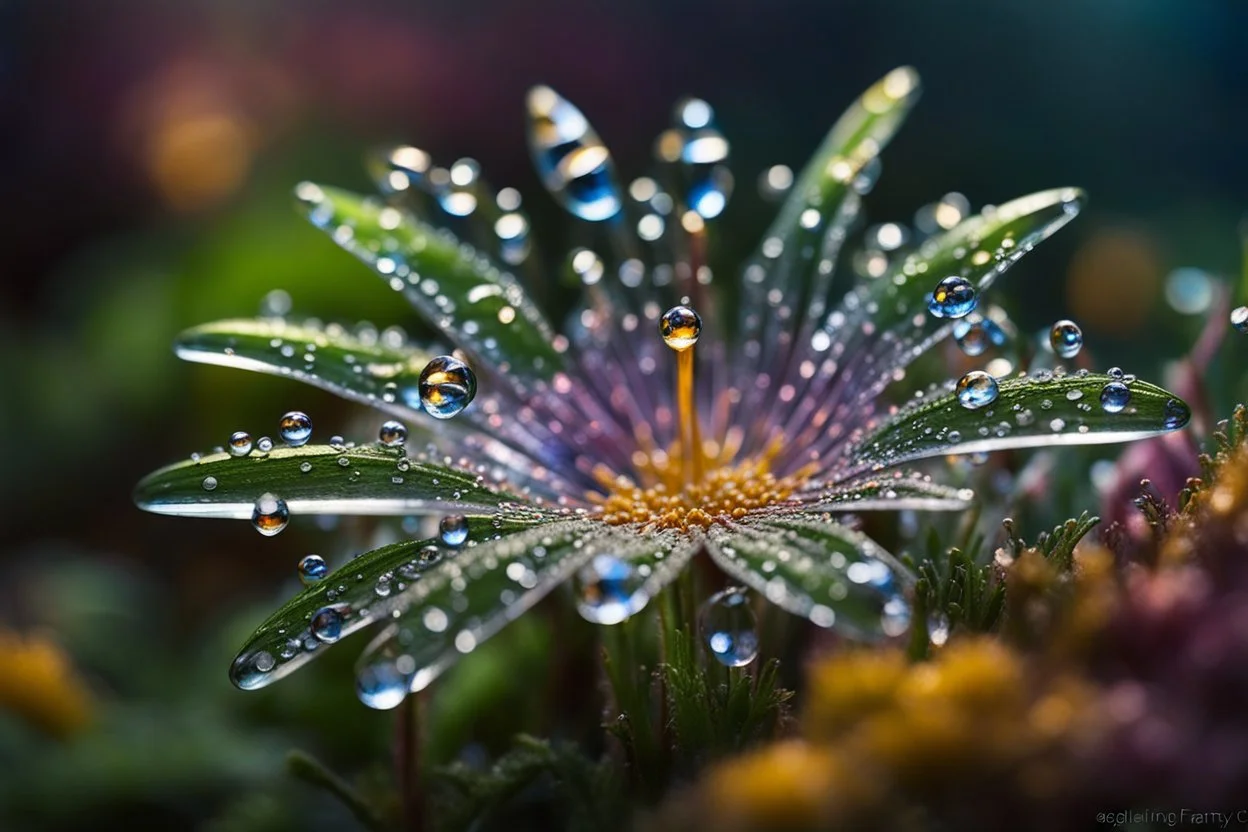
(601, 617), (664, 798)
(395, 692), (425, 831)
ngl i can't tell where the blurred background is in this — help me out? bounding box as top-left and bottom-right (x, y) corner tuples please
(0, 0), (1245, 828)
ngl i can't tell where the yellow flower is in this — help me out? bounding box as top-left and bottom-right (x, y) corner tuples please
(0, 629), (93, 739)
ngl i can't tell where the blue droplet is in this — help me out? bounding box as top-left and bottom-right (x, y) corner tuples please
(1049, 319), (1083, 359)
(419, 356), (478, 419)
(229, 431), (253, 457)
(356, 659), (411, 710)
(379, 420), (408, 447)
(956, 371), (999, 410)
(298, 554), (328, 585)
(439, 514), (469, 547)
(230, 650), (276, 690)
(952, 313), (1007, 357)
(927, 276), (977, 319)
(575, 554), (647, 625)
(698, 587), (759, 668)
(1162, 398), (1190, 430)
(526, 86), (621, 221)
(310, 607), (344, 643)
(279, 411), (313, 446)
(1100, 381), (1131, 413)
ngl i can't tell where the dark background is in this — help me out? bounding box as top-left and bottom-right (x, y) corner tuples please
(0, 0), (1244, 827)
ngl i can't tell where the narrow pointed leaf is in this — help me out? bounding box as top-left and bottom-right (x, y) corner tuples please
(134, 444), (547, 518)
(229, 514), (552, 690)
(294, 182), (565, 385)
(796, 471), (975, 512)
(175, 318), (436, 416)
(843, 371), (1191, 476)
(706, 517), (913, 640)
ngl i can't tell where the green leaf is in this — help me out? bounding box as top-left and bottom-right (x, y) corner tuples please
(174, 317), (436, 417)
(294, 182), (565, 386)
(134, 443), (542, 519)
(843, 371), (1191, 477)
(706, 516), (913, 640)
(797, 470), (975, 512)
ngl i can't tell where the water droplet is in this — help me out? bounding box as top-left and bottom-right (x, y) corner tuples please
(201, 476), (218, 491)
(575, 554), (647, 625)
(379, 420), (408, 447)
(439, 514), (469, 547)
(251, 492), (289, 537)
(698, 587), (759, 668)
(310, 606), (344, 643)
(438, 157), (480, 216)
(279, 411), (313, 446)
(956, 371), (999, 410)
(418, 356), (478, 419)
(660, 98), (732, 219)
(256, 436), (274, 454)
(928, 612), (950, 646)
(927, 276), (977, 319)
(1049, 319), (1083, 359)
(660, 305), (701, 351)
(356, 636), (415, 710)
(229, 431), (253, 457)
(1232, 306), (1248, 334)
(526, 86), (621, 221)
(260, 288), (292, 318)
(1100, 381), (1131, 413)
(1163, 398), (1190, 430)
(1164, 268), (1214, 315)
(298, 554), (328, 585)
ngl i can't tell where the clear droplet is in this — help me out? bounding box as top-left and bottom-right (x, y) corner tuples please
(575, 554), (647, 625)
(279, 411), (313, 446)
(256, 436), (274, 454)
(418, 356), (478, 419)
(298, 554), (328, 585)
(439, 514), (469, 547)
(379, 420), (408, 447)
(1232, 306), (1248, 334)
(259, 289), (292, 318)
(526, 86), (621, 221)
(698, 587), (759, 668)
(1100, 381), (1131, 413)
(1049, 319), (1083, 359)
(230, 650), (276, 690)
(251, 492), (289, 537)
(310, 606), (344, 643)
(659, 98), (732, 219)
(228, 431), (253, 457)
(201, 476), (218, 491)
(927, 276), (977, 319)
(355, 634), (415, 710)
(1163, 398), (1190, 430)
(956, 371), (999, 410)
(660, 305), (702, 351)
(951, 313), (1006, 357)
(1164, 268), (1214, 315)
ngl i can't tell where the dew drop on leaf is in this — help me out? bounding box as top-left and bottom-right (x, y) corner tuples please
(279, 411), (313, 446)
(575, 554), (648, 625)
(439, 514), (469, 547)
(228, 431), (253, 457)
(310, 606), (344, 643)
(379, 420), (408, 447)
(418, 356), (478, 419)
(201, 476), (218, 491)
(927, 275), (977, 319)
(956, 371), (999, 410)
(251, 492), (289, 537)
(1100, 381), (1131, 413)
(698, 586), (759, 668)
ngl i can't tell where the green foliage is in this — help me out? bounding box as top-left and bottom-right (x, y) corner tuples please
(1001, 511), (1099, 573)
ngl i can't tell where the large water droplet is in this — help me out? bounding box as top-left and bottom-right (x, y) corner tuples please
(927, 276), (977, 319)
(698, 587), (759, 668)
(231, 650), (276, 690)
(660, 305), (702, 351)
(526, 86), (621, 221)
(1100, 381), (1131, 413)
(310, 606), (344, 643)
(1163, 398), (1190, 430)
(1049, 319), (1083, 359)
(439, 514), (469, 547)
(1231, 306), (1248, 334)
(298, 554), (328, 585)
(658, 98), (732, 219)
(279, 411), (313, 446)
(355, 635), (415, 710)
(575, 554), (647, 625)
(418, 356), (478, 419)
(252, 493), (289, 536)
(379, 420), (408, 447)
(229, 431), (253, 457)
(956, 371), (999, 410)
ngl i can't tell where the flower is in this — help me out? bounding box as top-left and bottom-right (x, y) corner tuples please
(134, 68), (1190, 708)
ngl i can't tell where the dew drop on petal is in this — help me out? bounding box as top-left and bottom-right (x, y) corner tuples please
(379, 420), (408, 447)
(310, 606), (344, 643)
(279, 411), (313, 446)
(298, 554), (328, 585)
(228, 431), (253, 457)
(927, 276), (977, 319)
(1231, 305), (1248, 334)
(956, 371), (999, 410)
(1049, 319), (1083, 359)
(575, 554), (647, 625)
(698, 587), (759, 668)
(439, 514), (469, 547)
(659, 305), (701, 351)
(1100, 381), (1131, 413)
(418, 356), (478, 419)
(251, 492), (289, 537)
